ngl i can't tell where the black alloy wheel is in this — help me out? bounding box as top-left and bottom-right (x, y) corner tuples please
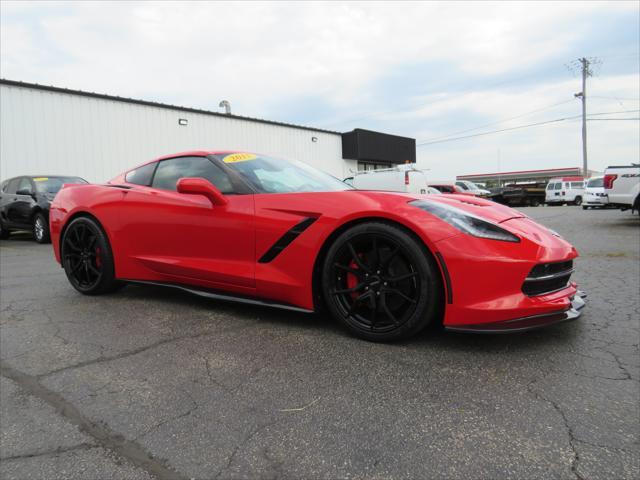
(61, 217), (120, 295)
(33, 212), (51, 244)
(322, 222), (441, 342)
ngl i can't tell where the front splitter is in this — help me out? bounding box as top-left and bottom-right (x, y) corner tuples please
(445, 291), (587, 334)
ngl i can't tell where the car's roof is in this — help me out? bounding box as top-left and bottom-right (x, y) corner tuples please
(155, 150), (244, 161)
(549, 176), (584, 181)
(128, 150), (250, 170)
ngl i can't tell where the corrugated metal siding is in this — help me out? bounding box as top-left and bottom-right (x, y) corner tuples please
(0, 84), (356, 183)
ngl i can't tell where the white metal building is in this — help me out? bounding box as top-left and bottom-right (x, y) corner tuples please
(0, 79), (415, 183)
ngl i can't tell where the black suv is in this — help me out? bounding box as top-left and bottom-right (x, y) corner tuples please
(0, 175), (88, 243)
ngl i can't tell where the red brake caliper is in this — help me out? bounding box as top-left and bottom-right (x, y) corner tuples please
(346, 259), (360, 299)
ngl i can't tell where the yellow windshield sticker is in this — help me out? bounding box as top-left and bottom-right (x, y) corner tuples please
(223, 153), (257, 163)
(33, 177), (49, 181)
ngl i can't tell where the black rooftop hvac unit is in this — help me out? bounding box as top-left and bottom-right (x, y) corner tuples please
(341, 129), (416, 165)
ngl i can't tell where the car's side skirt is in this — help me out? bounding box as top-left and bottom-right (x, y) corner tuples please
(122, 280), (314, 314)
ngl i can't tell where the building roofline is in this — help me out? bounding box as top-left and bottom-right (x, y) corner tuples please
(458, 167), (581, 179)
(0, 78), (341, 136)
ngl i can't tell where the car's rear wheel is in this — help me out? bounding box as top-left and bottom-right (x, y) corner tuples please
(33, 212), (51, 244)
(61, 217), (120, 295)
(574, 196), (582, 206)
(322, 222), (441, 342)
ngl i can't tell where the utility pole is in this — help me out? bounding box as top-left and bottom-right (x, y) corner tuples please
(573, 57), (594, 177)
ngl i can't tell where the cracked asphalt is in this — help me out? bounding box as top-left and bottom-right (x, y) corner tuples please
(1, 206), (638, 480)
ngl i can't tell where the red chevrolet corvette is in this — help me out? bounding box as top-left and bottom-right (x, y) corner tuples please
(50, 151), (585, 341)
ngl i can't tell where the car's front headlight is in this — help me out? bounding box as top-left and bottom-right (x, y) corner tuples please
(410, 199), (520, 243)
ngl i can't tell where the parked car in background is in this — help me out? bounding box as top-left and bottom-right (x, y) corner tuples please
(582, 177), (609, 210)
(0, 175), (88, 243)
(351, 165), (433, 194)
(455, 180), (491, 197)
(429, 181), (477, 196)
(545, 177), (585, 206)
(497, 182), (546, 207)
(604, 164), (640, 214)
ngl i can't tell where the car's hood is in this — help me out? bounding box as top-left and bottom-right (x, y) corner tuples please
(359, 191), (526, 224)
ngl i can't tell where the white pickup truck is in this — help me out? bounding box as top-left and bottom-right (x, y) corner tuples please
(604, 164), (640, 214)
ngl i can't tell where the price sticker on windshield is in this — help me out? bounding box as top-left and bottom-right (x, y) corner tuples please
(223, 153), (257, 163)
(33, 177), (49, 181)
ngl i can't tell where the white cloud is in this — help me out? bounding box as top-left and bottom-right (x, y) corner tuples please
(1, 0), (638, 178)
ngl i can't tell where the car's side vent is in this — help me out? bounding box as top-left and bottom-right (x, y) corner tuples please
(522, 260), (574, 296)
(258, 217), (318, 263)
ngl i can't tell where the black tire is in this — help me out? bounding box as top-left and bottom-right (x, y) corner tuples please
(321, 222), (441, 342)
(582, 206), (588, 210)
(530, 198), (541, 207)
(0, 222), (11, 240)
(0, 221), (10, 239)
(33, 212), (51, 244)
(61, 216), (121, 295)
(574, 196), (582, 206)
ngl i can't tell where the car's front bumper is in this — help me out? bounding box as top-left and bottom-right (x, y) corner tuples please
(445, 291), (586, 333)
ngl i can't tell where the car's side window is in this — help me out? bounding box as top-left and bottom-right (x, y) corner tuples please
(6, 178), (20, 194)
(151, 156), (234, 194)
(125, 162), (157, 186)
(554, 183), (561, 190)
(16, 177), (33, 195)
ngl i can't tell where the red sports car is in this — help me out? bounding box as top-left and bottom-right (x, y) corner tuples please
(50, 151), (586, 342)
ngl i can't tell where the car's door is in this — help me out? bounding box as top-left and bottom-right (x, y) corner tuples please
(0, 178), (18, 226)
(116, 156), (256, 291)
(7, 177), (36, 227)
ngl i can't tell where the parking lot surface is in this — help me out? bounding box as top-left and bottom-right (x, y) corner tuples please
(1, 206), (638, 480)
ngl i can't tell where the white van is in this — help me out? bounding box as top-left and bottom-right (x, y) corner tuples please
(545, 176), (585, 206)
(583, 177), (609, 210)
(351, 165), (434, 194)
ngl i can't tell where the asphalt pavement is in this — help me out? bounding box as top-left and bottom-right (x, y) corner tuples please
(1, 206), (638, 480)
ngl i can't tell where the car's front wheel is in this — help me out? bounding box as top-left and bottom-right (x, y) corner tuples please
(61, 216), (121, 295)
(322, 222), (441, 342)
(33, 212), (51, 244)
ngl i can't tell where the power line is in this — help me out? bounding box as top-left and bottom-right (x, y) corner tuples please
(416, 117), (579, 147)
(416, 109), (640, 147)
(588, 118), (640, 121)
(590, 96), (640, 101)
(418, 99), (575, 143)
(587, 109), (640, 116)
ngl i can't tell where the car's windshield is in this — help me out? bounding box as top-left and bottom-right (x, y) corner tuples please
(587, 178), (603, 188)
(33, 177), (87, 194)
(215, 153), (352, 193)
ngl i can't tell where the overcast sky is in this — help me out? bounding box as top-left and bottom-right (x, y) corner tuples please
(1, 1), (638, 178)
